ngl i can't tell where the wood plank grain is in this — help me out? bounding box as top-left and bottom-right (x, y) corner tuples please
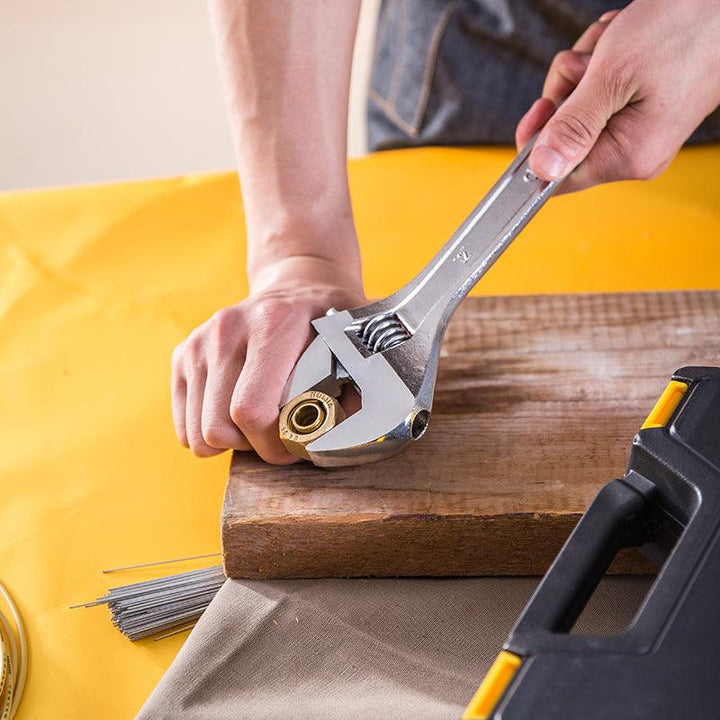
(222, 291), (720, 578)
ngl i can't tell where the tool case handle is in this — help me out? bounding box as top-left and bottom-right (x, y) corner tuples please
(512, 477), (652, 635)
(508, 367), (720, 655)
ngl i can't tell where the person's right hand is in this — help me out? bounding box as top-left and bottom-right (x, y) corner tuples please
(171, 255), (365, 464)
(516, 0), (720, 193)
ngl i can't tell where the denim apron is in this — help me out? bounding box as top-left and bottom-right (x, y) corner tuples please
(368, 0), (720, 150)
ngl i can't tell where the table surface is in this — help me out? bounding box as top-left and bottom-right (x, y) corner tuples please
(1, 144), (719, 718)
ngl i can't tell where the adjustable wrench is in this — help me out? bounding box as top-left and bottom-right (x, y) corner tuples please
(279, 138), (562, 467)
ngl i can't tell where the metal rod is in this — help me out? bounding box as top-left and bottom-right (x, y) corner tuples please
(153, 624), (197, 641)
(102, 553), (221, 574)
(76, 564), (225, 640)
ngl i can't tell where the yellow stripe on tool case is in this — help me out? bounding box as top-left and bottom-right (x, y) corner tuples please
(462, 651), (522, 720)
(641, 380), (688, 430)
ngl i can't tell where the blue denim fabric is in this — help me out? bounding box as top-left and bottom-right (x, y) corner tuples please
(368, 0), (720, 150)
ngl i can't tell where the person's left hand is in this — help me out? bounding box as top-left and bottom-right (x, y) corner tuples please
(516, 0), (720, 193)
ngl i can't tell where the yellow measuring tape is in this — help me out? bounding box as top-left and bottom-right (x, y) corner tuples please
(0, 582), (27, 720)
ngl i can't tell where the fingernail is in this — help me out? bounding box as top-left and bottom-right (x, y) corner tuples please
(532, 145), (568, 180)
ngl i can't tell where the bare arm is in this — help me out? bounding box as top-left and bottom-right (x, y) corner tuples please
(172, 0), (364, 463)
(208, 0), (362, 284)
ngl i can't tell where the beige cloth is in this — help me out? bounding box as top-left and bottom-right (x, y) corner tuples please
(137, 576), (652, 719)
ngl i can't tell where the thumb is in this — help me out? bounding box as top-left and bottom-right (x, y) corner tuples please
(529, 75), (617, 182)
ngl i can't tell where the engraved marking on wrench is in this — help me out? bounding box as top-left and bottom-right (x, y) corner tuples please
(453, 246), (471, 264)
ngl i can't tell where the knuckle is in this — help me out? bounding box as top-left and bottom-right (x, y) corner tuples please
(552, 111), (597, 151)
(188, 436), (219, 458)
(552, 50), (575, 74)
(208, 307), (239, 343)
(250, 298), (296, 335)
(597, 57), (636, 101)
(185, 331), (204, 358)
(606, 119), (663, 182)
(201, 422), (233, 449)
(627, 154), (659, 181)
(591, 17), (614, 35)
(230, 394), (270, 431)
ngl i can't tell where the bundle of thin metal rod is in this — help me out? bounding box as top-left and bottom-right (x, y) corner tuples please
(74, 565), (225, 641)
(0, 580), (28, 720)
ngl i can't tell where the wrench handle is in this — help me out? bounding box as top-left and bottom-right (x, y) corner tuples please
(395, 136), (561, 333)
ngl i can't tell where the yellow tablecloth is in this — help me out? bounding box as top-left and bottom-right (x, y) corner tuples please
(1, 146), (719, 718)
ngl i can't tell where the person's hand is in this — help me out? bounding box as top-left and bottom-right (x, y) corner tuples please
(171, 255), (365, 464)
(516, 0), (720, 193)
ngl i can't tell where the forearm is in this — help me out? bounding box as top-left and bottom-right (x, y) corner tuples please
(207, 0), (362, 288)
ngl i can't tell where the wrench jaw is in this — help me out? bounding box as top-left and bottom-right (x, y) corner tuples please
(304, 414), (417, 467)
(278, 301), (451, 467)
(302, 370), (424, 467)
(279, 311), (432, 466)
(280, 335), (345, 406)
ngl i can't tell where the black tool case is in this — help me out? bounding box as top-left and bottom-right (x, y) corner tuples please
(465, 366), (720, 720)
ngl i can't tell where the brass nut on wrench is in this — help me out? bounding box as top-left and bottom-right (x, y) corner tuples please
(279, 390), (346, 461)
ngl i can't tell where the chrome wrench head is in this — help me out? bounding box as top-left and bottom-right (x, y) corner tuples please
(280, 308), (431, 467)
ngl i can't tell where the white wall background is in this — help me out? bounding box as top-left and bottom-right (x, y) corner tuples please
(0, 0), (379, 192)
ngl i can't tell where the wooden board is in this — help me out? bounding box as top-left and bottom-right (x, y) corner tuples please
(222, 291), (720, 579)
